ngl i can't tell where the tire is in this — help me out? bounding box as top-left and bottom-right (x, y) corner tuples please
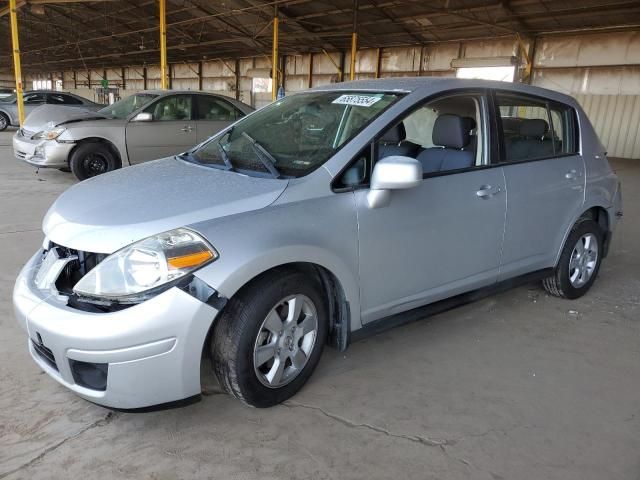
(69, 143), (119, 181)
(0, 113), (9, 131)
(212, 269), (328, 408)
(542, 217), (604, 299)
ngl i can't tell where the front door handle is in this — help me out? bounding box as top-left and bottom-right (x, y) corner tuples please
(476, 185), (502, 199)
(181, 125), (194, 132)
(565, 169), (583, 180)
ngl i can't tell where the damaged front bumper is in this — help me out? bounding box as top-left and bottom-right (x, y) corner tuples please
(13, 132), (74, 169)
(13, 250), (221, 409)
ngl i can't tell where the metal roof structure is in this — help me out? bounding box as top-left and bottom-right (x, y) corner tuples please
(1, 0), (639, 72)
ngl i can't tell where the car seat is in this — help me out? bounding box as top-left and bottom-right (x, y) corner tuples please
(417, 114), (475, 173)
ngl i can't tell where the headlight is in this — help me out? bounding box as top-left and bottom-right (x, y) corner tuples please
(73, 228), (217, 302)
(32, 127), (66, 140)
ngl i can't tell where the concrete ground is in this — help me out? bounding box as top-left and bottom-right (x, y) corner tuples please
(0, 127), (638, 480)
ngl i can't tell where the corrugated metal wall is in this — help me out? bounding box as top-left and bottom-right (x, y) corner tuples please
(531, 31), (640, 159)
(575, 94), (640, 159)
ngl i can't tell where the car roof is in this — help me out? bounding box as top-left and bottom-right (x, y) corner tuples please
(307, 77), (577, 106)
(140, 89), (231, 96)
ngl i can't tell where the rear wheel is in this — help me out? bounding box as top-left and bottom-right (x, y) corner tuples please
(212, 269), (327, 407)
(0, 113), (9, 131)
(543, 218), (603, 299)
(70, 143), (119, 181)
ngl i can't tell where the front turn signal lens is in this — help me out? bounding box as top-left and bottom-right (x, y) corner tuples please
(168, 250), (214, 269)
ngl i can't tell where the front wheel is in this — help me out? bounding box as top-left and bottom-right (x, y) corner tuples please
(543, 218), (604, 299)
(0, 113), (9, 131)
(212, 269), (327, 407)
(70, 143), (119, 181)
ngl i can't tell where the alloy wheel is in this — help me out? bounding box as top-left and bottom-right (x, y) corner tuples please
(253, 294), (318, 388)
(568, 233), (599, 288)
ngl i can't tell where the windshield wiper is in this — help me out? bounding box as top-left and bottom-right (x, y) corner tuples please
(216, 143), (234, 171)
(241, 132), (281, 178)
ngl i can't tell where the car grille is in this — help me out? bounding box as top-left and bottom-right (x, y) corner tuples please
(49, 243), (106, 296)
(19, 128), (36, 138)
(32, 337), (58, 371)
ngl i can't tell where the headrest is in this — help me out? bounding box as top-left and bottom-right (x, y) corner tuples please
(381, 123), (406, 144)
(432, 114), (471, 149)
(501, 117), (521, 133)
(519, 119), (549, 138)
(462, 116), (476, 132)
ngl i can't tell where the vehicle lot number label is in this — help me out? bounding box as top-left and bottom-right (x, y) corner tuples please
(332, 94), (382, 107)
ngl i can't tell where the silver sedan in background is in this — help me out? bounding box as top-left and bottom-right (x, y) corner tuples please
(13, 90), (254, 180)
(0, 90), (100, 131)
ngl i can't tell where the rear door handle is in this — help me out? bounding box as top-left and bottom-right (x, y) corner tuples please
(476, 185), (502, 199)
(565, 169), (583, 180)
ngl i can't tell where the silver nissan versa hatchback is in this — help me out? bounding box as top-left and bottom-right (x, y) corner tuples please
(13, 78), (622, 409)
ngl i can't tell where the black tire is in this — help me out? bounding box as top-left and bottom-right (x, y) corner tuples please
(69, 142), (119, 181)
(0, 113), (9, 131)
(542, 217), (604, 299)
(212, 269), (328, 408)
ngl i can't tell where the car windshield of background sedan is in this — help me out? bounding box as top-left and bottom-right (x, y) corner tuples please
(186, 90), (403, 178)
(98, 93), (159, 119)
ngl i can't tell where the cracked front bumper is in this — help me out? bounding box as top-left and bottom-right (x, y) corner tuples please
(13, 251), (220, 409)
(13, 133), (74, 169)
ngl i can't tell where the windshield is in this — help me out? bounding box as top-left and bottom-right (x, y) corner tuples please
(98, 93), (158, 119)
(187, 90), (402, 178)
(0, 93), (16, 103)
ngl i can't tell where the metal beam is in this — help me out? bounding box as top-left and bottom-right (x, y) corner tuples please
(159, 0), (168, 89)
(9, 0), (25, 126)
(350, 0), (358, 81)
(272, 5), (278, 101)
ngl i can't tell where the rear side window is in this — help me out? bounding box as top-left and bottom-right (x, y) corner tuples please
(548, 103), (578, 155)
(495, 92), (578, 162)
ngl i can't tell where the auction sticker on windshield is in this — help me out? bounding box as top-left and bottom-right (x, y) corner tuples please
(332, 94), (382, 107)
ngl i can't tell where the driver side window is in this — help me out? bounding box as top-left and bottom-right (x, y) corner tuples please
(375, 94), (485, 176)
(146, 95), (193, 121)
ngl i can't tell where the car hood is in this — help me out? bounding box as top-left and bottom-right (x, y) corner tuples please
(43, 158), (289, 253)
(23, 105), (109, 131)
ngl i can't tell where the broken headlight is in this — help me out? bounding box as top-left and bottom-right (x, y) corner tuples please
(32, 127), (66, 141)
(73, 228), (217, 302)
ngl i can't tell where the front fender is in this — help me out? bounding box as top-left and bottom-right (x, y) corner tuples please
(190, 194), (362, 330)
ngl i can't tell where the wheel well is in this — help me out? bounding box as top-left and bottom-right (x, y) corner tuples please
(202, 262), (351, 362)
(580, 206), (611, 257)
(581, 206), (609, 233)
(69, 138), (122, 168)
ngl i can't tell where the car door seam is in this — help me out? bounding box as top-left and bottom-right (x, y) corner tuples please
(497, 166), (508, 280)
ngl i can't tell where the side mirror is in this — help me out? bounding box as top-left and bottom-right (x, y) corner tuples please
(367, 156), (423, 209)
(132, 112), (153, 122)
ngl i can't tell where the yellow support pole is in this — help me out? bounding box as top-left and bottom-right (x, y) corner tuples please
(350, 0), (358, 81)
(271, 6), (279, 102)
(159, 0), (168, 90)
(9, 0), (25, 126)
